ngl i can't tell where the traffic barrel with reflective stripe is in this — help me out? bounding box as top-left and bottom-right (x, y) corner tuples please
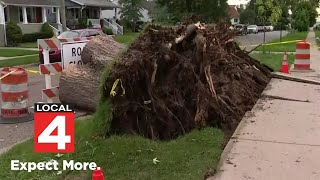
(294, 41), (311, 71)
(1, 67), (28, 118)
(0, 67), (33, 123)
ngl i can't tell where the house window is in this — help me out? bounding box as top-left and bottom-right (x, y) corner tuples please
(27, 7), (37, 23)
(52, 7), (56, 13)
(4, 7), (8, 22)
(19, 7), (37, 23)
(19, 7), (23, 22)
(75, 9), (80, 18)
(234, 18), (238, 23)
(86, 9), (90, 18)
(93, 9), (99, 19)
(70, 9), (79, 18)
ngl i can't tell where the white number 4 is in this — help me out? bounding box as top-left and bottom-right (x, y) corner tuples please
(38, 116), (71, 150)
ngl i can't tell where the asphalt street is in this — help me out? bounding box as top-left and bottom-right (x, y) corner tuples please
(235, 30), (288, 51)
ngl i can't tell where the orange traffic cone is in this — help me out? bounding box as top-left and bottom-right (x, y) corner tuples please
(280, 51), (289, 74)
(92, 167), (105, 180)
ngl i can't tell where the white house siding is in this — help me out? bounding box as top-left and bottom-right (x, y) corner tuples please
(230, 18), (239, 25)
(101, 0), (152, 22)
(317, 7), (320, 23)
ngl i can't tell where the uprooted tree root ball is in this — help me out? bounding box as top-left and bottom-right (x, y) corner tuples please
(103, 23), (272, 140)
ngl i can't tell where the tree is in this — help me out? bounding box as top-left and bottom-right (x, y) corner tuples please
(275, 3), (290, 30)
(255, 0), (282, 26)
(152, 5), (174, 24)
(240, 8), (256, 24)
(292, 7), (310, 31)
(119, 0), (143, 31)
(300, 1), (317, 27)
(157, 0), (228, 23)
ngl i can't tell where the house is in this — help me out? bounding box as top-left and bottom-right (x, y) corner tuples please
(227, 0), (250, 8)
(0, 0), (120, 46)
(228, 5), (240, 25)
(102, 0), (156, 23)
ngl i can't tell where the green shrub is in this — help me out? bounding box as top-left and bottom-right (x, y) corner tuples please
(78, 17), (88, 29)
(103, 27), (113, 35)
(40, 22), (54, 38)
(6, 22), (23, 46)
(88, 20), (93, 28)
(22, 32), (47, 42)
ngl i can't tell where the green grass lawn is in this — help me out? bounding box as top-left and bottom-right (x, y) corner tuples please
(0, 116), (224, 180)
(0, 48), (38, 57)
(0, 55), (39, 67)
(315, 31), (320, 47)
(115, 32), (140, 45)
(16, 33), (139, 49)
(18, 42), (38, 48)
(250, 53), (295, 71)
(256, 31), (308, 52)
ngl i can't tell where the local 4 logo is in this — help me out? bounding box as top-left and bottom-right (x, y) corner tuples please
(34, 103), (74, 153)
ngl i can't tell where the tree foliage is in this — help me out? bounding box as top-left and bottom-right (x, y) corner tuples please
(240, 8), (256, 25)
(152, 5), (174, 24)
(292, 7), (310, 31)
(275, 1), (290, 30)
(292, 1), (318, 28)
(157, 0), (228, 23)
(119, 0), (143, 30)
(255, 0), (282, 26)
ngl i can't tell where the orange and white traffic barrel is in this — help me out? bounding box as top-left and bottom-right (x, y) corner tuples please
(293, 41), (311, 71)
(0, 67), (33, 123)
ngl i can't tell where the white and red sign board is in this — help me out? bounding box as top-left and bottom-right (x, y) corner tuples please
(61, 41), (88, 69)
(38, 37), (92, 51)
(39, 62), (63, 75)
(37, 37), (93, 103)
(42, 86), (59, 99)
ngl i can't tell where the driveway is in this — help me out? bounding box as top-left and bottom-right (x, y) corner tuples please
(236, 30), (288, 51)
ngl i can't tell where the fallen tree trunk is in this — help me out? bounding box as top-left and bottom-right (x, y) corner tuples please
(59, 35), (125, 111)
(59, 65), (100, 112)
(81, 34), (125, 70)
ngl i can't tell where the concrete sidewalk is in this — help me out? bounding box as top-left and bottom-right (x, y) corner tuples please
(209, 31), (320, 180)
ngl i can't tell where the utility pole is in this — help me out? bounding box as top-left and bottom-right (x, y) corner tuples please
(263, 16), (266, 54)
(60, 0), (67, 31)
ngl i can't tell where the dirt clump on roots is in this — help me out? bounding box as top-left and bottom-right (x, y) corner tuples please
(103, 23), (272, 140)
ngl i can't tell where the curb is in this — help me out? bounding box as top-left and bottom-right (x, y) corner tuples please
(0, 138), (31, 155)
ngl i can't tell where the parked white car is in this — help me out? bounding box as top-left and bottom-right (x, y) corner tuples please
(266, 25), (274, 31)
(247, 25), (258, 34)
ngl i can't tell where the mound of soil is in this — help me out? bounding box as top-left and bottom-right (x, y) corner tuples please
(103, 23), (272, 140)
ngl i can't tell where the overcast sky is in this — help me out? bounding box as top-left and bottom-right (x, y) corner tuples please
(227, 0), (250, 5)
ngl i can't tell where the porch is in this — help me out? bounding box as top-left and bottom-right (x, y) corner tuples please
(3, 5), (62, 34)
